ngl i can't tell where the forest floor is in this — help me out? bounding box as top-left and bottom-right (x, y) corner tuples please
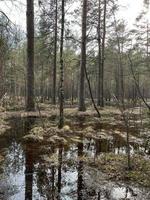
(0, 103), (150, 199)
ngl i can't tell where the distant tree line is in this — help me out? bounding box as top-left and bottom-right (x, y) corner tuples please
(0, 0), (149, 115)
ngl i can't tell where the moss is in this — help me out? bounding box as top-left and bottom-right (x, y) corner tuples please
(41, 153), (59, 166)
(22, 134), (44, 143)
(0, 154), (4, 163)
(0, 117), (10, 137)
(30, 126), (45, 136)
(0, 106), (6, 112)
(87, 153), (150, 187)
(22, 126), (45, 143)
(0, 154), (4, 175)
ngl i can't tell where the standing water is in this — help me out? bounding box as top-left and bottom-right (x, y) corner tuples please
(0, 117), (150, 200)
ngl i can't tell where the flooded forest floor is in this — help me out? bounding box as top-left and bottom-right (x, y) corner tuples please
(0, 103), (150, 199)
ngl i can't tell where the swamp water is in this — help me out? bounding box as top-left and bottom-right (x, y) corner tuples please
(0, 117), (150, 200)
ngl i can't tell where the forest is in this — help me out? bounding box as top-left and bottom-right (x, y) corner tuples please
(0, 0), (150, 199)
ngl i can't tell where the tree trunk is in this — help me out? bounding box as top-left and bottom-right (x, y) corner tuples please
(71, 73), (74, 105)
(78, 0), (87, 111)
(40, 64), (44, 103)
(77, 139), (84, 199)
(25, 147), (33, 200)
(97, 0), (102, 106)
(100, 0), (107, 107)
(58, 145), (63, 193)
(52, 0), (58, 105)
(113, 14), (124, 106)
(26, 0), (35, 111)
(59, 0), (65, 128)
(146, 23), (149, 71)
(0, 54), (4, 99)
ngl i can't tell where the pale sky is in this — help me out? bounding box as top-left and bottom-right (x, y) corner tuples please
(0, 0), (148, 31)
(118, 0), (143, 24)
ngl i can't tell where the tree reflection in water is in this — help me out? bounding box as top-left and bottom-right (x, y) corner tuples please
(57, 144), (63, 198)
(25, 146), (34, 200)
(77, 137), (84, 200)
(0, 116), (149, 200)
(24, 117), (35, 200)
(51, 145), (56, 200)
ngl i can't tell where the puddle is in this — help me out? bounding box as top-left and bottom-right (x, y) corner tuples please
(0, 117), (150, 200)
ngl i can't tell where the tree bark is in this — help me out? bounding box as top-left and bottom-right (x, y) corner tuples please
(146, 23), (149, 71)
(40, 64), (44, 103)
(59, 0), (65, 128)
(78, 0), (87, 111)
(52, 0), (58, 105)
(26, 0), (35, 111)
(97, 0), (102, 106)
(113, 14), (124, 106)
(84, 63), (101, 118)
(100, 0), (107, 107)
(0, 54), (4, 99)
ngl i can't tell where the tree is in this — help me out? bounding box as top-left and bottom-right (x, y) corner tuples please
(52, 0), (58, 105)
(97, 0), (102, 106)
(78, 0), (87, 111)
(97, 0), (107, 107)
(128, 10), (150, 110)
(59, 0), (65, 128)
(0, 21), (6, 99)
(0, 13), (10, 99)
(143, 0), (150, 8)
(111, 16), (128, 105)
(26, 0), (35, 111)
(0, 11), (18, 100)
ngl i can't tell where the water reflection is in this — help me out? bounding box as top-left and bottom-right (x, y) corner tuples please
(51, 165), (56, 200)
(25, 146), (33, 200)
(0, 117), (150, 200)
(58, 145), (63, 196)
(77, 138), (84, 200)
(52, 145), (56, 200)
(95, 139), (110, 155)
(23, 117), (35, 200)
